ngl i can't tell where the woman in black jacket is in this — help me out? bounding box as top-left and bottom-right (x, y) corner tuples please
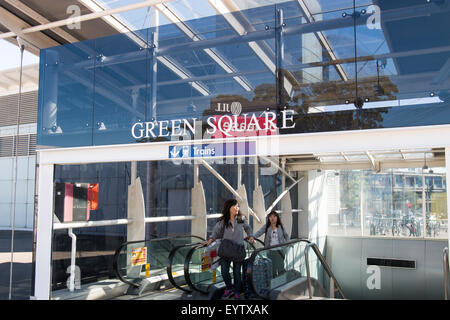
(206, 199), (254, 299)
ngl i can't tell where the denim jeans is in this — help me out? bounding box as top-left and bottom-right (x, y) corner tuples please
(220, 258), (242, 294)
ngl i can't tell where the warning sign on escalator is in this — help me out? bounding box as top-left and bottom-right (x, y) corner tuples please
(131, 247), (147, 266)
(201, 252), (212, 272)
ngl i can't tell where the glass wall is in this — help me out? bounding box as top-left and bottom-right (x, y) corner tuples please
(33, 0), (450, 298)
(328, 167), (448, 239)
(37, 1), (450, 148)
(51, 157), (298, 293)
(0, 156), (35, 300)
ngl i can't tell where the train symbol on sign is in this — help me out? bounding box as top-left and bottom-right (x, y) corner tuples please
(169, 146), (191, 158)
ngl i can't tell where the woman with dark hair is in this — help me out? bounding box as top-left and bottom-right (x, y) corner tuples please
(206, 199), (254, 299)
(253, 211), (290, 277)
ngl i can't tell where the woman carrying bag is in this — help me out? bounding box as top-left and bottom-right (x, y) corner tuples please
(253, 211), (290, 277)
(205, 199), (254, 299)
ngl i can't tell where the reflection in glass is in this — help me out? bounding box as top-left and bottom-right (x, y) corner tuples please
(328, 168), (447, 239)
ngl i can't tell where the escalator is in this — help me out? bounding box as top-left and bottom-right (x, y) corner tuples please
(112, 235), (345, 300)
(112, 235), (264, 299)
(181, 237), (265, 299)
(112, 235), (205, 298)
(180, 238), (345, 300)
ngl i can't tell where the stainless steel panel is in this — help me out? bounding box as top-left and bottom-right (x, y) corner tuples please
(325, 236), (362, 299)
(326, 236), (448, 299)
(424, 240), (447, 299)
(392, 239), (425, 299)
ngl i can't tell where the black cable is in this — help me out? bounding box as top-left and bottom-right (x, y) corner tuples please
(353, 0), (358, 103)
(9, 39), (25, 300)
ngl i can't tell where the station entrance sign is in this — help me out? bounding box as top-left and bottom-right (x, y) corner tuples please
(168, 141), (255, 159)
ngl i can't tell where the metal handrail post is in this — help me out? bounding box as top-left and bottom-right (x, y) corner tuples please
(304, 246), (313, 299)
(304, 242), (347, 299)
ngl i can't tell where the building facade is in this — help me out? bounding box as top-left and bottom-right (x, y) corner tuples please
(1, 0), (450, 300)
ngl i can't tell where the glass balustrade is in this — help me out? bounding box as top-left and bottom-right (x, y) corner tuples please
(185, 238), (263, 294)
(167, 241), (206, 292)
(113, 235), (204, 287)
(248, 239), (309, 299)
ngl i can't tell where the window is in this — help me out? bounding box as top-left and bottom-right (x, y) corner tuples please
(328, 168), (447, 239)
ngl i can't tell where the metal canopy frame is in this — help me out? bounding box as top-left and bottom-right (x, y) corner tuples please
(286, 148), (446, 171)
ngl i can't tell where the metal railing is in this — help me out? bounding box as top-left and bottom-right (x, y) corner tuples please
(304, 242), (346, 299)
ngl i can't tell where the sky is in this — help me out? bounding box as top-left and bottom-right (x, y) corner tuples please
(0, 39), (40, 72)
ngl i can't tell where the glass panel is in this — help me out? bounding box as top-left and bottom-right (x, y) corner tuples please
(52, 162), (130, 292)
(169, 240), (206, 290)
(114, 236), (203, 286)
(186, 239), (256, 293)
(354, 2), (450, 129)
(37, 1), (450, 148)
(155, 21), (277, 137)
(278, 0), (450, 135)
(50, 157), (300, 292)
(137, 161), (193, 238)
(0, 158), (13, 299)
(38, 40), (95, 147)
(186, 240), (223, 293)
(329, 170), (362, 236)
(93, 31), (149, 146)
(0, 156), (35, 300)
(279, 1), (360, 133)
(329, 167), (447, 239)
(250, 240), (309, 299)
(10, 230), (34, 300)
(0, 231), (12, 300)
(54, 162), (129, 224)
(96, 0), (164, 33)
(51, 225), (127, 292)
(424, 168), (448, 239)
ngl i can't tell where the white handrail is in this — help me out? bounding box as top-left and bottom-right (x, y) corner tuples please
(144, 215), (195, 223)
(53, 218), (131, 230)
(53, 213), (234, 230)
(53, 209), (305, 230)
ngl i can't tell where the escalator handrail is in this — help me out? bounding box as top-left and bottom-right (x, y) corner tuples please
(113, 235), (205, 288)
(246, 238), (346, 300)
(304, 242), (346, 300)
(166, 241), (205, 293)
(184, 238), (258, 294)
(247, 236), (265, 248)
(184, 243), (211, 294)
